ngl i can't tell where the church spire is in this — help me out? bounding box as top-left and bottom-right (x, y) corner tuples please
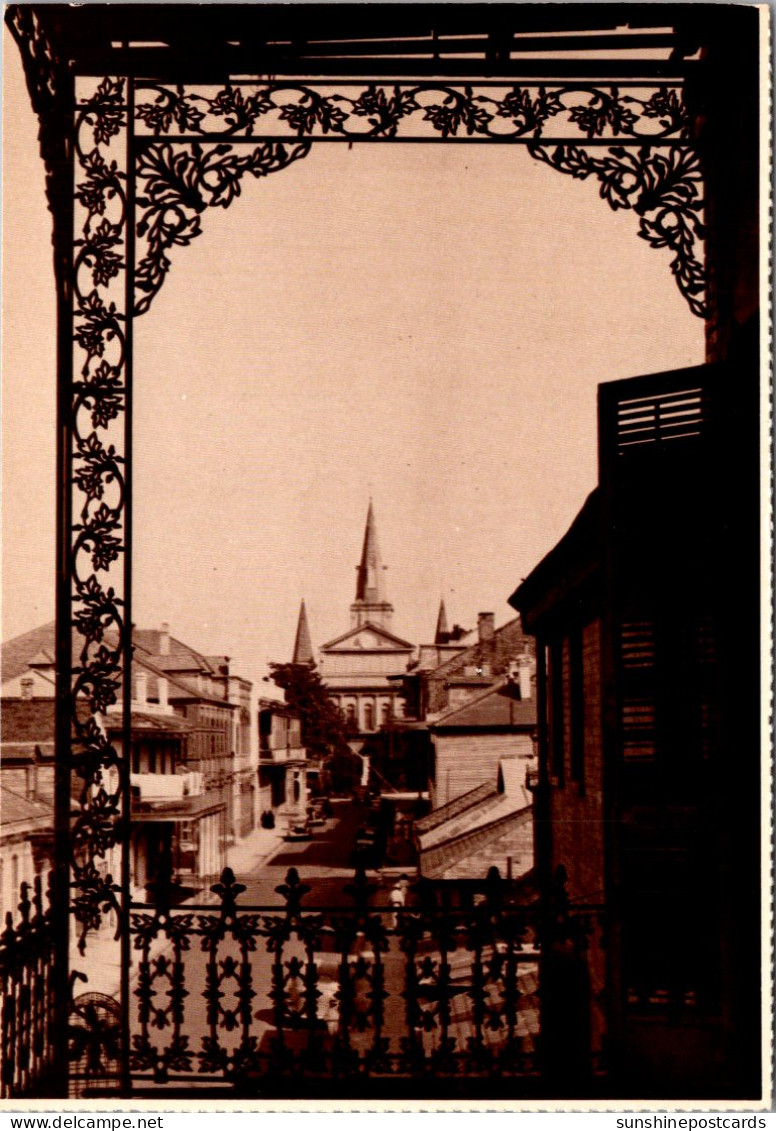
(351, 500), (394, 629)
(355, 499), (386, 604)
(292, 599), (314, 665)
(434, 598), (450, 644)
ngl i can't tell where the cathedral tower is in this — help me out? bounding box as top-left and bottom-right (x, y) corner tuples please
(319, 501), (414, 734)
(350, 500), (393, 630)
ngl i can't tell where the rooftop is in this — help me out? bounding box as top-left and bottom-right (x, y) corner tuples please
(430, 679), (536, 730)
(1, 784), (53, 828)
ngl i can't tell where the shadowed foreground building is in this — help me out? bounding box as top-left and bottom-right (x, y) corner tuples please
(510, 360), (761, 1098)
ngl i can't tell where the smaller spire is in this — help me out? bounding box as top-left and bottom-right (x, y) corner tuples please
(292, 600), (314, 665)
(434, 598), (450, 644)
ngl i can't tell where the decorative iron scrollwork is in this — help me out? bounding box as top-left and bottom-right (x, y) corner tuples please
(134, 139), (311, 315)
(130, 80), (704, 317)
(69, 77), (129, 956)
(134, 82), (690, 143)
(127, 866), (582, 1087)
(530, 143), (706, 317)
(6, 14), (710, 1094)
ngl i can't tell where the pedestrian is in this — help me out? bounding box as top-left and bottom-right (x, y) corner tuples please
(389, 874), (409, 929)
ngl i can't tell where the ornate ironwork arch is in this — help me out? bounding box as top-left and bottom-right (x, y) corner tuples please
(6, 3), (712, 1096)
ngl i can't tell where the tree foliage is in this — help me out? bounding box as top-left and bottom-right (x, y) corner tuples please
(267, 661), (352, 764)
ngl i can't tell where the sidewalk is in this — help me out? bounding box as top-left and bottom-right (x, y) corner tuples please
(79, 826), (285, 998)
(226, 822), (285, 876)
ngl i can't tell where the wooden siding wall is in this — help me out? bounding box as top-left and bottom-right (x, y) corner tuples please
(432, 732), (534, 808)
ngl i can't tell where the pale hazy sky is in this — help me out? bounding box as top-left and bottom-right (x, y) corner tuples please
(2, 36), (705, 685)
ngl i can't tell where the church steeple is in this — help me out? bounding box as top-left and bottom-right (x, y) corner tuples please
(434, 598), (450, 644)
(355, 499), (386, 603)
(292, 599), (314, 665)
(351, 501), (393, 629)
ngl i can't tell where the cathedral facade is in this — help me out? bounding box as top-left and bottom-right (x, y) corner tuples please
(293, 502), (414, 734)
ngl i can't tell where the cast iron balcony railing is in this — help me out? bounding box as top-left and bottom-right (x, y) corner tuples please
(0, 876), (58, 1099)
(122, 866), (603, 1098)
(3, 862), (604, 1098)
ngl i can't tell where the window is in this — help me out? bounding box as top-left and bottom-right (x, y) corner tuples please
(549, 639), (565, 784)
(364, 703), (374, 731)
(570, 627), (585, 787)
(381, 702), (392, 725)
(620, 619), (657, 761)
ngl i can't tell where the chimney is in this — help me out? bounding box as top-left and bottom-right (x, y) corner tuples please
(158, 676), (169, 711)
(135, 671), (147, 706)
(20, 676), (34, 701)
(517, 654), (536, 700)
(159, 623), (170, 655)
(478, 612), (495, 643)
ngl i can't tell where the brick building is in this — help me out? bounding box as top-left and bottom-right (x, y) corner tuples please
(399, 611), (533, 721)
(511, 360), (761, 1097)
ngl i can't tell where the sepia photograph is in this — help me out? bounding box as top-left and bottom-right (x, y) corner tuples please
(0, 2), (769, 1108)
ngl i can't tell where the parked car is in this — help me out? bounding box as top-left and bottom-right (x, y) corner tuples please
(307, 799), (328, 826)
(284, 816), (313, 841)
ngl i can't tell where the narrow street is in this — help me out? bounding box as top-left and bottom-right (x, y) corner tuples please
(236, 799), (373, 906)
(129, 798), (418, 1085)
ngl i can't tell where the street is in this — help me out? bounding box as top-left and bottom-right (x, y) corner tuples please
(235, 799), (377, 906)
(129, 799), (538, 1090)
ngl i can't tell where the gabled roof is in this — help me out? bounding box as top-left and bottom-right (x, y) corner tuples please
(1, 621), (57, 684)
(102, 711), (193, 733)
(415, 780), (493, 835)
(417, 755), (532, 854)
(430, 679), (536, 730)
(1, 785), (53, 828)
(427, 615), (525, 681)
(320, 620), (414, 652)
(132, 631), (221, 674)
(1, 623), (242, 713)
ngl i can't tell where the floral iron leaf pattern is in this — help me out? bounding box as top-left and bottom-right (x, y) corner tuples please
(7, 34), (708, 1095)
(529, 142), (706, 317)
(134, 82), (690, 143)
(134, 139), (311, 315)
(67, 77), (129, 970)
(131, 81), (704, 318)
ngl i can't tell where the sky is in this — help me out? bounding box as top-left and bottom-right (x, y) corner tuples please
(2, 35), (706, 687)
